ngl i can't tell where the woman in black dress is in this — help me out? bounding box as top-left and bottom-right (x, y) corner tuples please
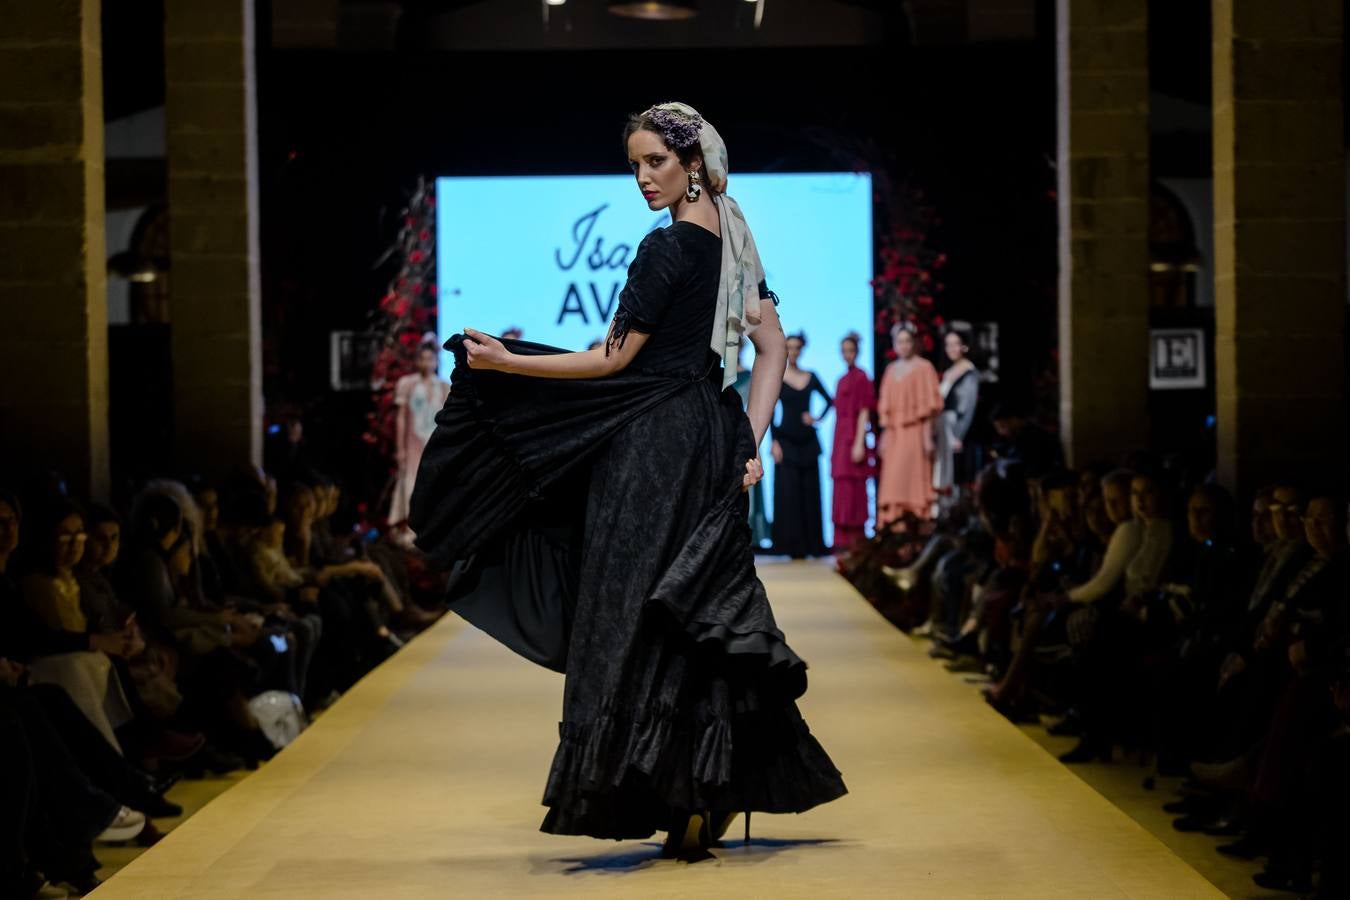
(410, 103), (844, 858)
(770, 333), (833, 557)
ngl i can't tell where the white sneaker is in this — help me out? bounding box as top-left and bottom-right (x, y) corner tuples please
(97, 806), (146, 843)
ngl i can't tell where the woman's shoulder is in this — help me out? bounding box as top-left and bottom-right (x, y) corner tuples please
(663, 220), (721, 255)
(636, 224), (683, 254)
(627, 225), (686, 273)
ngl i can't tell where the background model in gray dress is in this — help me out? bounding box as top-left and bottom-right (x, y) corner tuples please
(934, 364), (979, 514)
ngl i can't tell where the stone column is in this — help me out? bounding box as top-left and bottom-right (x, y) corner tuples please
(0, 0), (110, 500)
(165, 0), (263, 475)
(1055, 0), (1150, 465)
(1213, 0), (1345, 492)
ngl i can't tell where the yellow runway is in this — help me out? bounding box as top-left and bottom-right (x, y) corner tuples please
(95, 560), (1222, 898)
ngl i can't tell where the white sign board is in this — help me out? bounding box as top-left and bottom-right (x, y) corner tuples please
(1149, 328), (1205, 390)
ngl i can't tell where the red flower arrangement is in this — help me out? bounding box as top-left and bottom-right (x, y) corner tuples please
(871, 187), (947, 363)
(362, 176), (438, 506)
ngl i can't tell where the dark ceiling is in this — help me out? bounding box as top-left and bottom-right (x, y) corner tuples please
(102, 0), (1219, 121)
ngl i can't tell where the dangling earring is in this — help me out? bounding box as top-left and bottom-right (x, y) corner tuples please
(686, 170), (702, 203)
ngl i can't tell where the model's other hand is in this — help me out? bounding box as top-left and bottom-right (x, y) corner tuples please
(742, 457), (764, 491)
(801, 412), (816, 426)
(463, 328), (512, 371)
(771, 440), (783, 464)
(851, 441), (865, 464)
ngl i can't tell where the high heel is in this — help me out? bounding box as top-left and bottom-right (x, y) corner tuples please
(661, 811), (711, 860)
(708, 809), (752, 845)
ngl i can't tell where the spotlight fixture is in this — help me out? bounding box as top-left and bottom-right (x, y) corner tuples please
(607, 0), (697, 20)
(545, 0), (566, 5)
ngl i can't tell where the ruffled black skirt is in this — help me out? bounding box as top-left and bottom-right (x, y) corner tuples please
(411, 337), (846, 839)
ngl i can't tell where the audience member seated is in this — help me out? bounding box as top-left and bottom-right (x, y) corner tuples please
(876, 455), (1350, 897)
(1, 490), (184, 897)
(16, 498), (136, 752)
(120, 490), (276, 769)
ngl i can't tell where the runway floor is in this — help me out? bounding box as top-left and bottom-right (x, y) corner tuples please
(96, 560), (1223, 898)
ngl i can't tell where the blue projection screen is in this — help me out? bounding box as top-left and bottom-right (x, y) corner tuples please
(436, 173), (873, 547)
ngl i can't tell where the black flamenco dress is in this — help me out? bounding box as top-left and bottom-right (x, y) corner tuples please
(410, 221), (846, 839)
(771, 373), (833, 558)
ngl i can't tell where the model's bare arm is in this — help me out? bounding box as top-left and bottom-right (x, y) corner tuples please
(462, 324), (650, 379)
(745, 301), (786, 446)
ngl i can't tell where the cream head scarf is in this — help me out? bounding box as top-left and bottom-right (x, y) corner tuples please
(643, 101), (767, 389)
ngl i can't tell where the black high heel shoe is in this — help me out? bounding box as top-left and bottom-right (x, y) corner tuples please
(661, 812), (713, 861)
(708, 810), (752, 845)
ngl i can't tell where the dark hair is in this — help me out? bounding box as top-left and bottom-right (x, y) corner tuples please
(85, 503), (121, 530)
(841, 331), (861, 350)
(786, 331), (807, 347)
(943, 325), (972, 346)
(26, 497), (86, 575)
(623, 111), (710, 179)
(1189, 483), (1236, 541)
(133, 492), (183, 547)
(1102, 468), (1135, 493)
(1040, 469), (1076, 495)
(1306, 493), (1350, 533)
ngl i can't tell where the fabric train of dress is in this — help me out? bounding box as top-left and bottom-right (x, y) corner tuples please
(410, 224), (845, 839)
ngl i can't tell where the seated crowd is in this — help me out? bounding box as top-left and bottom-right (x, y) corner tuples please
(1, 450), (445, 897)
(843, 438), (1350, 899)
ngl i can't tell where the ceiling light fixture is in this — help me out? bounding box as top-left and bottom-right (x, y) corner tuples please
(607, 0), (697, 21)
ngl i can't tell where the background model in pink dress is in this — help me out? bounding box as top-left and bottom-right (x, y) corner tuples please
(830, 364), (875, 549)
(877, 357), (941, 526)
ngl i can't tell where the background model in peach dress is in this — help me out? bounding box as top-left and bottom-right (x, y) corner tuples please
(876, 357), (942, 526)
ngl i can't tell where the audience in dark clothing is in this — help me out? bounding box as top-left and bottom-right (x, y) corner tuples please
(0, 441), (446, 898)
(842, 449), (1350, 898)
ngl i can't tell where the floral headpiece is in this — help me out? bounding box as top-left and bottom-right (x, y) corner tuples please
(643, 104), (704, 149)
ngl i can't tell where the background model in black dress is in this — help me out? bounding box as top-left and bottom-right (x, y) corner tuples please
(771, 373), (833, 558)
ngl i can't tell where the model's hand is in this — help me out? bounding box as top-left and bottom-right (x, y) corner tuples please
(771, 440), (783, 464)
(851, 441), (865, 464)
(801, 411), (816, 426)
(952, 438), (963, 452)
(742, 457), (764, 491)
(463, 328), (512, 371)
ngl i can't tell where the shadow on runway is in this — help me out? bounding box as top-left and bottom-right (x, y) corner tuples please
(550, 837), (845, 874)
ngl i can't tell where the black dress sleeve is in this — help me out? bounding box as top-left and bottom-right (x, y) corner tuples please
(606, 228), (684, 356)
(810, 372), (834, 418)
(758, 279), (779, 305)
